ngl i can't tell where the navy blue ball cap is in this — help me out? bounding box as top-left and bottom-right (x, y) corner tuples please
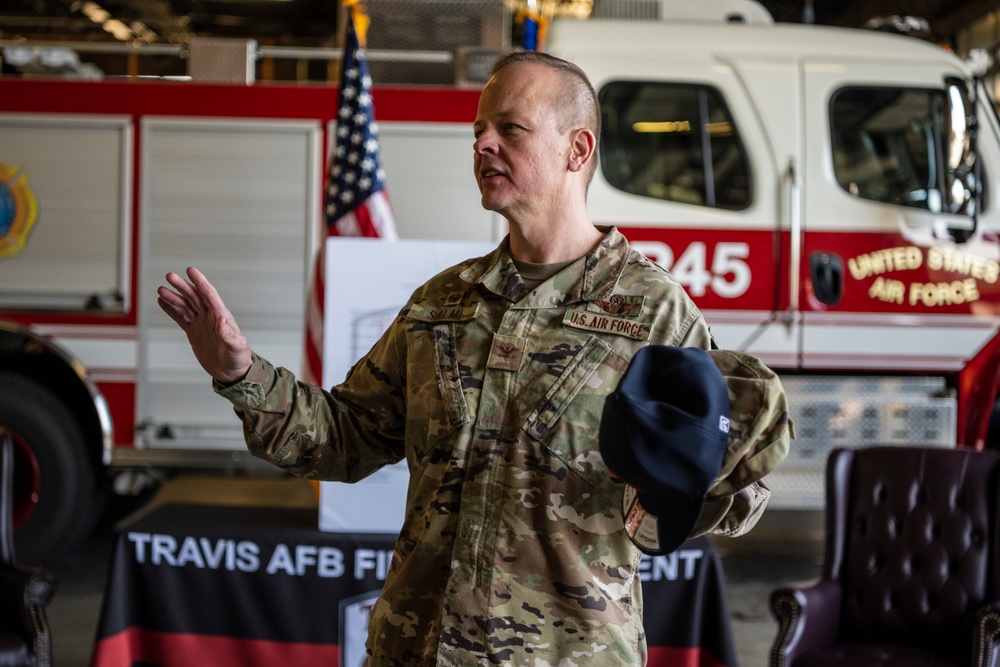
(600, 345), (731, 555)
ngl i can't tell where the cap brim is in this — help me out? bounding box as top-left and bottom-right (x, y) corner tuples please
(622, 485), (705, 556)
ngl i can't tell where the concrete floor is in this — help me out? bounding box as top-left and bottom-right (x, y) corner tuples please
(42, 475), (823, 666)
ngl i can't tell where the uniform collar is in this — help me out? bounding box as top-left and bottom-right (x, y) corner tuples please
(460, 226), (631, 305)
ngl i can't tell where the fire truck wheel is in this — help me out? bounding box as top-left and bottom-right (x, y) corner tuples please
(0, 371), (104, 565)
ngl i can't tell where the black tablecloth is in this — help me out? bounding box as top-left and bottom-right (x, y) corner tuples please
(91, 504), (737, 667)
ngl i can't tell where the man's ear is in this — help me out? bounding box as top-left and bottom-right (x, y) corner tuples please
(568, 128), (597, 174)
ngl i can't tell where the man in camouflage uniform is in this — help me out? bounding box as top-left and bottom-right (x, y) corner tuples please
(158, 51), (789, 666)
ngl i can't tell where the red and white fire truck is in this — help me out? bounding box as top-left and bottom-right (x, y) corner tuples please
(2, 2), (1000, 561)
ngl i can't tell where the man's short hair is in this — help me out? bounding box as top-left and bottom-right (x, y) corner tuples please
(490, 51), (601, 186)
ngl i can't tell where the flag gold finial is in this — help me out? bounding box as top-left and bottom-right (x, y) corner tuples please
(342, 0), (370, 47)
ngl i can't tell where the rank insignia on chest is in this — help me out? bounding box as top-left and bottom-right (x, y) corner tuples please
(487, 333), (528, 372)
(443, 291), (465, 306)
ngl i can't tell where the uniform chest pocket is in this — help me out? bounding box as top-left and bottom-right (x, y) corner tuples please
(522, 336), (615, 488)
(406, 324), (470, 456)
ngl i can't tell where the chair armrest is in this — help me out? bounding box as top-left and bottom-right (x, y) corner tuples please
(0, 564), (56, 642)
(0, 564), (56, 608)
(769, 578), (842, 667)
(973, 601), (1000, 667)
(0, 564), (56, 667)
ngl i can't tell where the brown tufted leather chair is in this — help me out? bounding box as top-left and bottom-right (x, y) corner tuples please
(770, 446), (1000, 667)
(0, 427), (55, 667)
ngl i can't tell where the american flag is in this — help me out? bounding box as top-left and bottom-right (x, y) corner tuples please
(302, 8), (397, 386)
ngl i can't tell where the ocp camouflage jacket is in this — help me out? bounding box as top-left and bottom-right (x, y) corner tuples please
(215, 227), (786, 666)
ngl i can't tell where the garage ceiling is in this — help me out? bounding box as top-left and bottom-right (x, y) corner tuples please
(1, 0), (997, 47)
(769, 0), (995, 38)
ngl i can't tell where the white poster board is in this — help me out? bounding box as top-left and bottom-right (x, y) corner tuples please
(319, 237), (494, 533)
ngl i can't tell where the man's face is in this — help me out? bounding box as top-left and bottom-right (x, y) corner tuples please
(472, 62), (573, 222)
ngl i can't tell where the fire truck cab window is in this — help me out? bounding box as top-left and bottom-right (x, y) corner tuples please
(598, 81), (751, 210)
(830, 86), (982, 216)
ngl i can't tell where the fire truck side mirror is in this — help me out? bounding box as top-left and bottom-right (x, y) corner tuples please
(944, 77), (980, 243)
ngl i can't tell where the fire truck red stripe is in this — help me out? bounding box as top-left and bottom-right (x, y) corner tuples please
(647, 645), (731, 667)
(0, 79), (480, 124)
(90, 627), (339, 667)
(91, 630), (719, 667)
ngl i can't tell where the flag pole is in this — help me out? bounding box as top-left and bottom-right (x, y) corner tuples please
(302, 0), (397, 387)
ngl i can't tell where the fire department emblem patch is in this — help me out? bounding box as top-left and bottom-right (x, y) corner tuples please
(0, 161), (38, 261)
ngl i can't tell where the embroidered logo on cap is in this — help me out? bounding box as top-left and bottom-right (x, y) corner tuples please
(622, 485), (661, 553)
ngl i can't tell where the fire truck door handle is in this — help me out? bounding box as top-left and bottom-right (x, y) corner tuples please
(785, 158), (801, 328)
(809, 251), (843, 306)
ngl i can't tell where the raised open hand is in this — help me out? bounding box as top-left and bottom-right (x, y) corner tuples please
(156, 267), (253, 384)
